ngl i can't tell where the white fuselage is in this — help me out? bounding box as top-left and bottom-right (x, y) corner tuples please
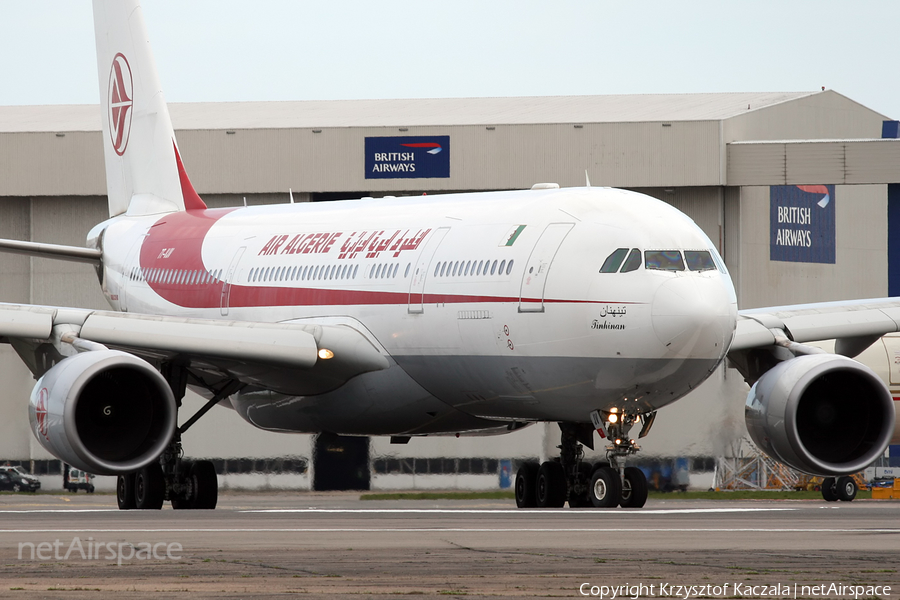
(92, 186), (738, 435)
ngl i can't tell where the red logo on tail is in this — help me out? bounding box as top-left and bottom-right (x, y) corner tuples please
(108, 53), (133, 156)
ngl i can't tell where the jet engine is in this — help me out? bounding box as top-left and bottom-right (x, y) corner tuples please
(28, 350), (176, 475)
(745, 353), (895, 476)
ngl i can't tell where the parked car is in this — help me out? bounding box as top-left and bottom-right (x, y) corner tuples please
(0, 466), (41, 492)
(64, 468), (95, 493)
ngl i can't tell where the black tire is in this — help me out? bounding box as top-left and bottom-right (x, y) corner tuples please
(589, 467), (621, 508)
(536, 461), (566, 508)
(134, 464), (165, 510)
(620, 466), (648, 508)
(567, 463), (593, 508)
(117, 473), (136, 509)
(836, 476), (857, 502)
(190, 460), (218, 510)
(515, 461), (539, 508)
(88, 485), (95, 494)
(821, 477), (838, 502)
(171, 461), (194, 510)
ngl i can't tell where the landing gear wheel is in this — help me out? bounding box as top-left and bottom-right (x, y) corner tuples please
(567, 463), (593, 508)
(589, 467), (620, 508)
(836, 476), (857, 502)
(134, 464), (165, 510)
(515, 461), (539, 508)
(170, 461), (194, 510)
(117, 473), (136, 509)
(821, 477), (838, 502)
(536, 461), (566, 508)
(189, 460), (218, 510)
(620, 466), (648, 508)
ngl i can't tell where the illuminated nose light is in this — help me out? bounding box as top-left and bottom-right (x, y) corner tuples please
(608, 413), (618, 424)
(317, 348), (334, 360)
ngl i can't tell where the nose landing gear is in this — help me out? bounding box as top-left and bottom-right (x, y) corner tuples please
(515, 410), (655, 510)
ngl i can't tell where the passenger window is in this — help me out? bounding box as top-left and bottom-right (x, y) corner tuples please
(499, 260), (506, 275)
(600, 248), (629, 273)
(645, 250), (685, 271)
(506, 259), (514, 275)
(353, 265), (359, 279)
(405, 263), (411, 278)
(465, 261), (471, 276)
(685, 250), (716, 272)
(491, 260), (498, 275)
(434, 263), (441, 277)
(620, 249), (642, 273)
(452, 262), (459, 277)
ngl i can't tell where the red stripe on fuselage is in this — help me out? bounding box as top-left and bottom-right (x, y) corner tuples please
(137, 209), (639, 310)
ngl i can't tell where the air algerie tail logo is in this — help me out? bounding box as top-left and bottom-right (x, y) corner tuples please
(108, 53), (134, 156)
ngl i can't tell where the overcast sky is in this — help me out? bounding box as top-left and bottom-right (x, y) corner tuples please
(0, 1), (898, 119)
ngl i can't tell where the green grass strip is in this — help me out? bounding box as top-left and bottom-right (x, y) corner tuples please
(360, 490), (874, 501)
(361, 491), (516, 501)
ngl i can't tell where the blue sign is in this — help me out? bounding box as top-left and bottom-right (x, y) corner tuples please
(770, 185), (835, 264)
(365, 136), (450, 179)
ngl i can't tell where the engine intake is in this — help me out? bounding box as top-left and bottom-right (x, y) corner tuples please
(28, 350), (176, 475)
(745, 354), (895, 476)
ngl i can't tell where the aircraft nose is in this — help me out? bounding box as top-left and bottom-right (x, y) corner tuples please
(651, 275), (735, 358)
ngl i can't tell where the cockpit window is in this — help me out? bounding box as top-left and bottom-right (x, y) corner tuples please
(600, 248), (629, 273)
(620, 248), (642, 273)
(685, 250), (716, 272)
(645, 250), (685, 271)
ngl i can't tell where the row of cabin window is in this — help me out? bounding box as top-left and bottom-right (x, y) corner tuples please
(600, 248), (719, 273)
(249, 263), (361, 284)
(131, 267), (224, 286)
(365, 262), (409, 279)
(433, 258), (515, 279)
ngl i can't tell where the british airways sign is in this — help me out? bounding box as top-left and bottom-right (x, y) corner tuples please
(365, 136), (450, 179)
(769, 184), (835, 264)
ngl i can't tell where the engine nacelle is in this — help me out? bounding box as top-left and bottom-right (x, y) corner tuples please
(745, 354), (895, 476)
(28, 350), (177, 476)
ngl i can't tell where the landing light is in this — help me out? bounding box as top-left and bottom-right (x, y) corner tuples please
(614, 439), (621, 445)
(608, 413), (618, 424)
(317, 349), (334, 360)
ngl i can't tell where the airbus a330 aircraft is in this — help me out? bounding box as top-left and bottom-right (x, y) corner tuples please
(0, 0), (897, 511)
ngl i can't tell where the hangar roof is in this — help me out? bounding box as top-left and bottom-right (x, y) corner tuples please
(0, 91), (824, 132)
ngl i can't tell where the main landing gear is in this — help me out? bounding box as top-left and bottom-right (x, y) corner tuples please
(820, 476), (858, 502)
(515, 409), (656, 510)
(116, 365), (243, 510)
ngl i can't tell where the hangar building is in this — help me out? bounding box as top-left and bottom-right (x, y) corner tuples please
(1, 90), (898, 491)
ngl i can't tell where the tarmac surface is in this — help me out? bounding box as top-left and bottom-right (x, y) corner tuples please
(0, 491), (897, 599)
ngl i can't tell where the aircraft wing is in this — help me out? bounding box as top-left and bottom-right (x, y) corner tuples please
(731, 297), (900, 352)
(0, 302), (389, 396)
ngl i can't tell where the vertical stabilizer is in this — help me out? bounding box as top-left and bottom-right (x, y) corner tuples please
(92, 0), (206, 217)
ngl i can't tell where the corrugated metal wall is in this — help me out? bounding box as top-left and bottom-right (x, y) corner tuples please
(728, 140), (900, 186)
(736, 184), (887, 309)
(1, 120), (724, 197)
(723, 91), (886, 143)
